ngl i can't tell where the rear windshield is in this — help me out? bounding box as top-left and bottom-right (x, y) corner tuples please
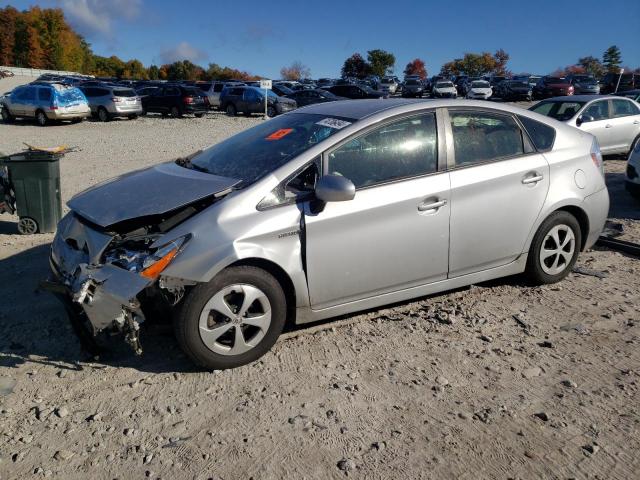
(572, 76), (596, 84)
(190, 113), (355, 186)
(436, 82), (454, 88)
(113, 89), (136, 97)
(529, 101), (587, 121)
(198, 83), (212, 91)
(406, 80), (421, 85)
(472, 81), (490, 88)
(55, 86), (86, 105)
(183, 87), (202, 95)
(545, 77), (569, 84)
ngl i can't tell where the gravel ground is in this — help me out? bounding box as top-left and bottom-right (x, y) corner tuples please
(1, 76), (639, 480)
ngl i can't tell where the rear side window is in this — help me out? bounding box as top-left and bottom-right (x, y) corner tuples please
(214, 84), (224, 92)
(165, 87), (179, 96)
(582, 101), (610, 121)
(23, 87), (36, 101)
(38, 88), (52, 101)
(450, 111), (524, 166)
(518, 115), (556, 152)
(612, 99), (639, 117)
(328, 113), (438, 188)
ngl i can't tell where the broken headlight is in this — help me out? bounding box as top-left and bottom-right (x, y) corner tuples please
(104, 235), (190, 280)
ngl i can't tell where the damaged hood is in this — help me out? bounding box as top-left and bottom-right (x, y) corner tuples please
(67, 162), (240, 228)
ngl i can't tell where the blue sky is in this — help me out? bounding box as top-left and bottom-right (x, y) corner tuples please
(3, 0), (640, 78)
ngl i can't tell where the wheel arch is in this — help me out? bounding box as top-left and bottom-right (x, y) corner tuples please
(227, 257), (297, 329)
(555, 205), (590, 251)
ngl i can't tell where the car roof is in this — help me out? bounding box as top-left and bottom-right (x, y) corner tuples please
(541, 95), (618, 102)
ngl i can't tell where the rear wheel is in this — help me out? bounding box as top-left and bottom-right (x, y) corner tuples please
(170, 106), (182, 118)
(128, 114), (138, 120)
(17, 217), (38, 235)
(174, 266), (286, 370)
(195, 112), (204, 118)
(97, 107), (110, 122)
(35, 110), (48, 127)
(225, 104), (236, 116)
(526, 211), (581, 284)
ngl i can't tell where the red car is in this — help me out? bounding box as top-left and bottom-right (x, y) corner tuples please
(532, 76), (574, 100)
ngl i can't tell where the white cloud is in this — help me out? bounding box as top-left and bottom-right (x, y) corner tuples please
(59, 0), (141, 37)
(159, 42), (208, 64)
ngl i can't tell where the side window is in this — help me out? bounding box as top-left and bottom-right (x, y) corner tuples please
(582, 101), (609, 121)
(24, 87), (36, 101)
(165, 87), (179, 96)
(612, 99), (639, 118)
(214, 84), (224, 93)
(38, 88), (52, 102)
(450, 111), (524, 167)
(244, 89), (258, 101)
(518, 115), (556, 151)
(328, 113), (438, 189)
(257, 161), (319, 209)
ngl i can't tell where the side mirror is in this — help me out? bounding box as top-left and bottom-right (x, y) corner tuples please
(576, 115), (594, 126)
(315, 174), (355, 203)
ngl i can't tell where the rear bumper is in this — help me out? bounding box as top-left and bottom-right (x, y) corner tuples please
(48, 109), (91, 120)
(112, 104), (143, 115)
(184, 104), (208, 114)
(583, 187), (610, 250)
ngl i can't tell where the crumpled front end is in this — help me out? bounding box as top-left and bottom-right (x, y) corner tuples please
(47, 213), (155, 354)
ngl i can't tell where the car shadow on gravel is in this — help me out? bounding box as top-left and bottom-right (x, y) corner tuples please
(606, 171), (640, 221)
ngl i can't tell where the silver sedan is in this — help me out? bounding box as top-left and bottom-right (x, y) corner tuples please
(48, 99), (609, 369)
(530, 95), (640, 156)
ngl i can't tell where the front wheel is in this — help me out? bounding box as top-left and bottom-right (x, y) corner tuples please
(97, 107), (110, 122)
(174, 266), (286, 370)
(266, 106), (277, 118)
(1, 107), (14, 123)
(526, 211), (581, 285)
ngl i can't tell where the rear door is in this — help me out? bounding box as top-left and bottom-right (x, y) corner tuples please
(305, 111), (450, 309)
(608, 98), (640, 153)
(22, 86), (37, 117)
(446, 108), (550, 277)
(579, 100), (613, 152)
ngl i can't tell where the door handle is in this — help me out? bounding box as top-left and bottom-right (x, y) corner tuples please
(417, 199), (447, 211)
(605, 124), (612, 128)
(522, 174), (543, 184)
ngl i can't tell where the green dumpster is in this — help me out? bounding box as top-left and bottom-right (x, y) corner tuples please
(0, 150), (62, 234)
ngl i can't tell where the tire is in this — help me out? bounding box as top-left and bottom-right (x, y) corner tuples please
(35, 110), (48, 127)
(128, 114), (138, 120)
(17, 217), (38, 235)
(1, 107), (13, 123)
(525, 211), (582, 285)
(266, 106), (276, 118)
(175, 266), (286, 370)
(97, 107), (110, 122)
(170, 106), (182, 118)
(225, 104), (236, 116)
(71, 117), (83, 124)
(194, 113), (204, 118)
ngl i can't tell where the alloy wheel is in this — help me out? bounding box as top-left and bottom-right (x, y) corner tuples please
(539, 224), (575, 275)
(36, 111), (47, 126)
(198, 284), (272, 356)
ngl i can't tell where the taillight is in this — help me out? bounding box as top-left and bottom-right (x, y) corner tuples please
(591, 138), (604, 176)
(183, 96), (193, 104)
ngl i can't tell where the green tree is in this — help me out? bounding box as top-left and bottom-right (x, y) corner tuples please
(367, 49), (395, 77)
(602, 45), (622, 73)
(148, 64), (160, 79)
(341, 53), (370, 79)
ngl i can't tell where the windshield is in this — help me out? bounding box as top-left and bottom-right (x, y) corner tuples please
(530, 101), (586, 121)
(436, 82), (453, 88)
(471, 81), (490, 88)
(406, 80), (421, 86)
(190, 113), (355, 185)
(573, 76), (595, 84)
(509, 81), (529, 88)
(275, 85), (294, 95)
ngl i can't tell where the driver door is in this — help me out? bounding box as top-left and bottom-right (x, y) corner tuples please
(304, 111), (450, 310)
(579, 100), (612, 151)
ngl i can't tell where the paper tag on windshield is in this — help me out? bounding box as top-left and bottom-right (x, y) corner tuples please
(316, 118), (351, 129)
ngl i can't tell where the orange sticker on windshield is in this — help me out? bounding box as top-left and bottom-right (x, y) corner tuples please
(266, 128), (293, 140)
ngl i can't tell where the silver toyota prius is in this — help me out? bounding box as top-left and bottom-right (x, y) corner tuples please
(47, 99), (609, 369)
